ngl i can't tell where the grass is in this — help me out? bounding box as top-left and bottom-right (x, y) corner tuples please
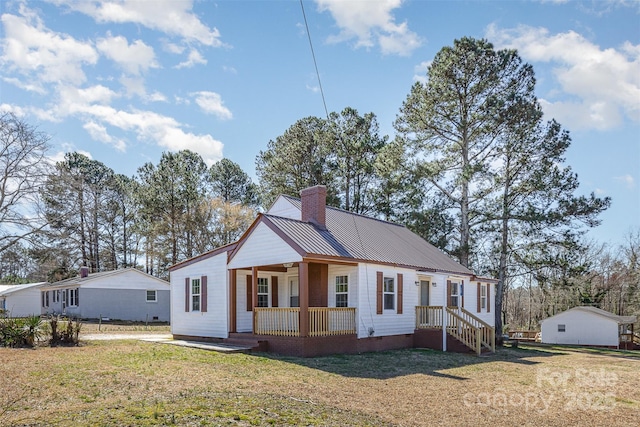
(1, 340), (638, 426)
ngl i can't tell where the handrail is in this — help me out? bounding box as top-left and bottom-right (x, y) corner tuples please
(445, 308), (482, 355)
(457, 307), (495, 352)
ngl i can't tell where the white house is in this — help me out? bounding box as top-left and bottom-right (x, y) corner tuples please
(0, 282), (47, 317)
(169, 186), (496, 357)
(540, 306), (637, 348)
(43, 268), (170, 322)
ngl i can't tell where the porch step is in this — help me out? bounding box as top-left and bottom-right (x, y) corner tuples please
(225, 333), (268, 353)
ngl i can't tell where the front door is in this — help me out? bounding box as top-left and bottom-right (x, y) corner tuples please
(420, 280), (430, 306)
(289, 277), (299, 307)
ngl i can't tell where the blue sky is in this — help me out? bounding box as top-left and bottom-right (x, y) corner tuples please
(1, 0), (638, 246)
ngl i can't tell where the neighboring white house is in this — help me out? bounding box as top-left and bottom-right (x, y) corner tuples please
(43, 268), (170, 322)
(540, 306), (637, 348)
(0, 282), (48, 317)
(169, 185), (496, 357)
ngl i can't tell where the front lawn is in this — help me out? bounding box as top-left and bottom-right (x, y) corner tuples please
(1, 341), (637, 426)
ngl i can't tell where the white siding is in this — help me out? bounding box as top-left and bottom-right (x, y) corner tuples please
(267, 196), (301, 219)
(2, 287), (43, 317)
(228, 222), (302, 270)
(171, 252), (229, 338)
(355, 263), (418, 339)
(541, 310), (619, 346)
(327, 265), (358, 308)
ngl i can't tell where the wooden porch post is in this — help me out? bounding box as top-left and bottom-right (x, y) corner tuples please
(252, 267), (258, 330)
(229, 269), (237, 333)
(299, 262), (309, 337)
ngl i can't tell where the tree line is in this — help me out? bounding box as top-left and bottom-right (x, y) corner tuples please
(2, 37), (633, 334)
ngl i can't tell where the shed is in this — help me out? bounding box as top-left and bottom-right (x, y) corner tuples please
(540, 306), (636, 348)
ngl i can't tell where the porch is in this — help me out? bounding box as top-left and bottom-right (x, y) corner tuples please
(253, 307), (356, 337)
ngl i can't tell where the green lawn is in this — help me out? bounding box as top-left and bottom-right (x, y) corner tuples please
(1, 341), (638, 426)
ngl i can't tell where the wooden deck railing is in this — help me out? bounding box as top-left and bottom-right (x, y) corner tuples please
(415, 306), (444, 328)
(254, 307), (356, 337)
(415, 306), (495, 355)
(309, 307), (356, 337)
(254, 307), (299, 336)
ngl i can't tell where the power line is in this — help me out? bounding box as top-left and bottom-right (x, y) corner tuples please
(299, 0), (329, 120)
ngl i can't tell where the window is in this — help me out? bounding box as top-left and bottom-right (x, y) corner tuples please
(383, 277), (394, 310)
(450, 282), (459, 307)
(53, 290), (59, 303)
(191, 278), (201, 311)
(289, 277), (299, 307)
(257, 277), (269, 307)
(42, 291), (49, 308)
(146, 290), (157, 302)
(558, 324), (566, 332)
(480, 284), (487, 310)
(69, 288), (79, 306)
(335, 275), (348, 307)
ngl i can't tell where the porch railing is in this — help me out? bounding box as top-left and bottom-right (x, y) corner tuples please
(309, 307), (356, 337)
(254, 307), (356, 337)
(415, 306), (495, 355)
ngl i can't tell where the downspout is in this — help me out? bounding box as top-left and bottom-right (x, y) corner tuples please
(442, 277), (447, 352)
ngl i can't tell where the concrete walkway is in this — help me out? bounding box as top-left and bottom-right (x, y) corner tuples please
(141, 337), (252, 353)
(81, 333), (252, 353)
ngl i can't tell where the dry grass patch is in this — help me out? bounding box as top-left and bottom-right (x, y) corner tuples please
(1, 341), (638, 426)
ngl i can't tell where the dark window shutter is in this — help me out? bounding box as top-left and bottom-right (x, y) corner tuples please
(461, 280), (464, 308)
(446, 280), (452, 307)
(397, 273), (403, 314)
(246, 275), (252, 311)
(201, 276), (208, 312)
(271, 276), (279, 307)
(477, 282), (481, 312)
(185, 277), (190, 312)
(376, 272), (383, 314)
(487, 284), (491, 313)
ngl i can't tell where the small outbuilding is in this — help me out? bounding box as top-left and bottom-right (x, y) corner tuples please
(0, 282), (48, 317)
(540, 306), (637, 348)
(43, 268), (170, 322)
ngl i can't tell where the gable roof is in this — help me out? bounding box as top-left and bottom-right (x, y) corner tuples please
(169, 242), (238, 272)
(0, 282), (47, 296)
(543, 306), (637, 324)
(230, 195), (475, 276)
(46, 268), (168, 288)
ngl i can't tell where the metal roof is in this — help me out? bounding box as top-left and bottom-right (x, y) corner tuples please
(265, 197), (474, 276)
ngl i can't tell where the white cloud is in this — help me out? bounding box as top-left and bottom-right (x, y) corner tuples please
(615, 174), (636, 189)
(96, 34), (159, 75)
(83, 121), (126, 151)
(2, 76), (46, 94)
(487, 24), (640, 130)
(47, 0), (226, 47)
(315, 0), (422, 56)
(175, 49), (207, 69)
(1, 10), (98, 84)
(413, 60), (431, 84)
(191, 91), (232, 120)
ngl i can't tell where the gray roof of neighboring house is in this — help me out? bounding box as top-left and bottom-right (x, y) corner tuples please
(264, 196), (474, 276)
(46, 268), (168, 288)
(0, 282), (48, 296)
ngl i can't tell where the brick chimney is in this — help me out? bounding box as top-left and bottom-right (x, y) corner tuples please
(80, 266), (89, 278)
(300, 185), (327, 230)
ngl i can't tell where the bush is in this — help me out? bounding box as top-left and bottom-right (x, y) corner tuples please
(0, 315), (43, 347)
(48, 315), (82, 346)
